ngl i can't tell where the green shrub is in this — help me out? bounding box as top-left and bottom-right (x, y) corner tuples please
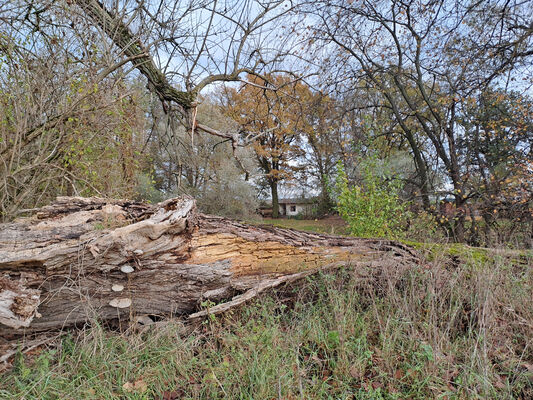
(334, 160), (410, 238)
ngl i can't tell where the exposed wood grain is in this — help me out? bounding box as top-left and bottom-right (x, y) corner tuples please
(0, 196), (419, 337)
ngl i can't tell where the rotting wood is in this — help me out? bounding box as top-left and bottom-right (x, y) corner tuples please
(0, 196), (419, 338)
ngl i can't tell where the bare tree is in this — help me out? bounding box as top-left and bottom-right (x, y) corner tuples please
(147, 95), (259, 217)
(69, 0), (299, 144)
(303, 0), (533, 241)
(0, 0), (298, 219)
(0, 2), (148, 220)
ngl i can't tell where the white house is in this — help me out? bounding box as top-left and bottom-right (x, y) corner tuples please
(278, 198), (314, 217)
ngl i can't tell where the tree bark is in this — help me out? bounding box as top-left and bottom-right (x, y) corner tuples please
(74, 0), (195, 111)
(0, 196), (418, 338)
(271, 181), (279, 218)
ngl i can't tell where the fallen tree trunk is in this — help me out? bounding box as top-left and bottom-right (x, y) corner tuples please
(0, 196), (419, 337)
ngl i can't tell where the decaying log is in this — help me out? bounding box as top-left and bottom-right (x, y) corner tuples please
(0, 196), (419, 337)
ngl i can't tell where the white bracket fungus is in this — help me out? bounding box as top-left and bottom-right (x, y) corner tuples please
(109, 298), (132, 308)
(120, 265), (134, 274)
(111, 284), (124, 292)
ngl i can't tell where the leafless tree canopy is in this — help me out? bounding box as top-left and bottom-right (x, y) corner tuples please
(299, 0), (532, 241)
(0, 0), (531, 245)
(72, 0), (300, 135)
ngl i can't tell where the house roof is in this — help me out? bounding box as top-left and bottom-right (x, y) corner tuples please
(278, 198), (314, 205)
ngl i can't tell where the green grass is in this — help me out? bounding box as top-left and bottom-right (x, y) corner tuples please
(249, 217), (350, 236)
(2, 253), (532, 399)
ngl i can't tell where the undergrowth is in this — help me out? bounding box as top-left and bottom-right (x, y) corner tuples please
(1, 250), (531, 399)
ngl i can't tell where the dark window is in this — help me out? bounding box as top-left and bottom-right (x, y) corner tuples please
(290, 205), (296, 212)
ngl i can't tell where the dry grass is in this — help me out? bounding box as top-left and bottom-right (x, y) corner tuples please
(1, 245), (531, 399)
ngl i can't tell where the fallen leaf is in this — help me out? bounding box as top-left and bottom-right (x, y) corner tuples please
(123, 378), (148, 393)
(349, 365), (362, 379)
(161, 389), (185, 400)
(134, 379), (148, 393)
(393, 369), (404, 380)
(493, 375), (507, 390)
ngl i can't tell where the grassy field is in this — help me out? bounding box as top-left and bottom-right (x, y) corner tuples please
(248, 216), (350, 236)
(1, 225), (532, 399)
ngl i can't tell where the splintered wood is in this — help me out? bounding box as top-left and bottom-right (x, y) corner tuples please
(0, 196), (418, 336)
(190, 233), (358, 276)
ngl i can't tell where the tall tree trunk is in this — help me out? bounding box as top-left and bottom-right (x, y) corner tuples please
(271, 181), (279, 218)
(318, 175), (332, 215)
(316, 160), (332, 215)
(454, 194), (466, 243)
(403, 130), (431, 210)
(0, 196), (418, 338)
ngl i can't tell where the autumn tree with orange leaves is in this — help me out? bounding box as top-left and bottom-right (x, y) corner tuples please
(221, 75), (311, 217)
